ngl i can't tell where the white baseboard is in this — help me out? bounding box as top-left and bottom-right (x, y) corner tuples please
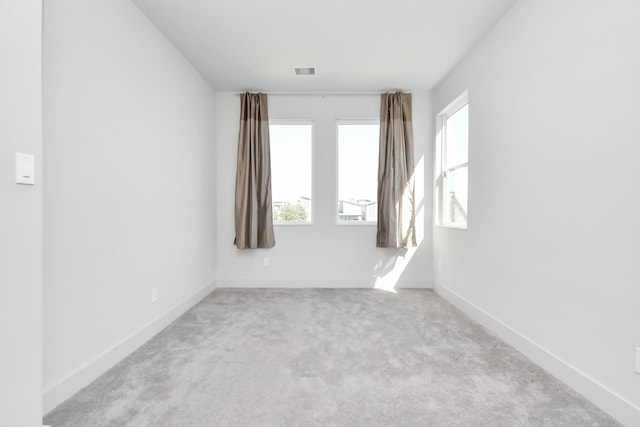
(217, 276), (431, 289)
(42, 281), (216, 415)
(433, 280), (640, 427)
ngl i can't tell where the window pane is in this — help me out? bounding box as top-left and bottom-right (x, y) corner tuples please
(443, 166), (468, 226)
(445, 104), (468, 168)
(337, 123), (379, 222)
(269, 124), (312, 223)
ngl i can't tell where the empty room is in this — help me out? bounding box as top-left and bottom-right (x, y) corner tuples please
(1, 0), (639, 426)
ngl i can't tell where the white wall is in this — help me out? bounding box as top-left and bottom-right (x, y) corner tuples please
(43, 0), (217, 413)
(0, 1), (43, 425)
(216, 93), (432, 289)
(432, 0), (640, 424)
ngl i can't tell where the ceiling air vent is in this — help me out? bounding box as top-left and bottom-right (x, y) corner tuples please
(294, 67), (316, 76)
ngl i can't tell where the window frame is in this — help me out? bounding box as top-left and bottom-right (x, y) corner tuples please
(269, 119), (315, 226)
(435, 91), (469, 230)
(335, 119), (380, 226)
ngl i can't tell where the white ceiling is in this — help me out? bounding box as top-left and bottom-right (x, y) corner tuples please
(132, 0), (516, 92)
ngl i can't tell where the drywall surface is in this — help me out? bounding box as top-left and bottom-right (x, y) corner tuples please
(432, 0), (640, 424)
(216, 93), (432, 289)
(0, 1), (43, 425)
(43, 0), (217, 412)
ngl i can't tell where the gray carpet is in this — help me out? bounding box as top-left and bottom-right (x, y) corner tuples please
(44, 289), (620, 426)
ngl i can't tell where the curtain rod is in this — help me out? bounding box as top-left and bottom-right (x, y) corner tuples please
(233, 91), (412, 97)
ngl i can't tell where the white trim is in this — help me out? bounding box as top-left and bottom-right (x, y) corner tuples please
(435, 223), (468, 230)
(269, 119), (315, 125)
(443, 161), (468, 173)
(437, 90), (469, 117)
(273, 222), (314, 227)
(42, 281), (217, 415)
(433, 280), (640, 427)
(336, 221), (376, 226)
(435, 90), (469, 228)
(217, 277), (430, 289)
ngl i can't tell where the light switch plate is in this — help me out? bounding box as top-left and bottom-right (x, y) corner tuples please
(16, 152), (35, 185)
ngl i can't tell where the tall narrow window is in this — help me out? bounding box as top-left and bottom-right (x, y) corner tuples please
(337, 121), (379, 223)
(269, 122), (313, 223)
(436, 91), (469, 228)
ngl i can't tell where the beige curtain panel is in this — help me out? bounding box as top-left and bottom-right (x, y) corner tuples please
(234, 92), (276, 249)
(377, 92), (417, 249)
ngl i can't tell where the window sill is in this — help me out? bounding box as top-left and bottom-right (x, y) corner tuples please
(435, 223), (467, 230)
(336, 221), (377, 226)
(274, 222), (314, 226)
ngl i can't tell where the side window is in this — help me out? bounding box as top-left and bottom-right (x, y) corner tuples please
(436, 91), (469, 228)
(269, 122), (313, 224)
(337, 121), (380, 223)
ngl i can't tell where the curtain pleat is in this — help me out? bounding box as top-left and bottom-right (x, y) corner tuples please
(377, 92), (417, 248)
(234, 93), (276, 249)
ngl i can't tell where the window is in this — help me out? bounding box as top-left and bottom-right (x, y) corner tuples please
(269, 122), (313, 223)
(337, 121), (380, 223)
(436, 91), (469, 228)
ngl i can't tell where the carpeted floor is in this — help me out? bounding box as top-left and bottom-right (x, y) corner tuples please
(44, 289), (621, 426)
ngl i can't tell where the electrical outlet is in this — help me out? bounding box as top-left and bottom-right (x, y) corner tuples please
(263, 257), (270, 267)
(151, 287), (158, 304)
(635, 347), (640, 374)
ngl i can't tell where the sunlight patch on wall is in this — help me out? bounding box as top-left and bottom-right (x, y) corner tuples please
(373, 156), (425, 292)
